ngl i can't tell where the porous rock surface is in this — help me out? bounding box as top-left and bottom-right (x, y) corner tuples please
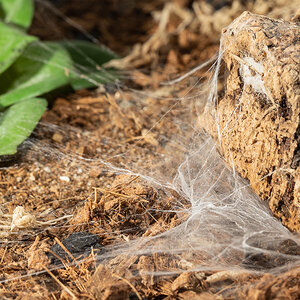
(200, 12), (300, 231)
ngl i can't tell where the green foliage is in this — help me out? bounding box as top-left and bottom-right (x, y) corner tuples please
(60, 40), (119, 90)
(0, 21), (37, 74)
(0, 1), (119, 156)
(0, 98), (47, 155)
(0, 0), (34, 29)
(0, 42), (73, 108)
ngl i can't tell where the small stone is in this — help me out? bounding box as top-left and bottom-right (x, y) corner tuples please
(59, 176), (70, 182)
(44, 167), (51, 173)
(52, 132), (64, 143)
(29, 173), (35, 181)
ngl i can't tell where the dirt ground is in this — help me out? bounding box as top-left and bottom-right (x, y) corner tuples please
(1, 0), (300, 299)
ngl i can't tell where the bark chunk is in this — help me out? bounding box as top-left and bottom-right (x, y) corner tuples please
(201, 12), (300, 231)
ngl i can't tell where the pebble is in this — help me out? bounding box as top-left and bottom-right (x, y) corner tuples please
(44, 167), (51, 173)
(52, 132), (64, 143)
(29, 174), (35, 181)
(59, 176), (70, 182)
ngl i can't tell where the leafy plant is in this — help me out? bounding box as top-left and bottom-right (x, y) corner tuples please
(0, 98), (47, 155)
(0, 0), (34, 29)
(0, 0), (119, 156)
(60, 40), (119, 90)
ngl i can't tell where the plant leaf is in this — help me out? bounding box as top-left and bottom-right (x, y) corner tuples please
(0, 41), (73, 108)
(0, 97), (47, 155)
(60, 40), (119, 90)
(0, 21), (37, 74)
(0, 0), (34, 29)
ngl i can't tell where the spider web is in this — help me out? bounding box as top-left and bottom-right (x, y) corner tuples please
(0, 0), (299, 289)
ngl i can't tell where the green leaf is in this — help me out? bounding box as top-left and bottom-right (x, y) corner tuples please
(0, 97), (47, 155)
(60, 40), (119, 90)
(0, 0), (34, 29)
(70, 66), (120, 90)
(0, 41), (73, 108)
(0, 21), (37, 74)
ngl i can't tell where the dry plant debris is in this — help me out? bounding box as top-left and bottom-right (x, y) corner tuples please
(1, 0), (300, 299)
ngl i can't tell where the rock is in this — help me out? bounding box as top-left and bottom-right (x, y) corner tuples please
(49, 231), (102, 264)
(200, 12), (300, 231)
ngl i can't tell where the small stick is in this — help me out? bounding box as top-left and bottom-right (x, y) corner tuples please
(0, 246), (7, 264)
(43, 264), (77, 299)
